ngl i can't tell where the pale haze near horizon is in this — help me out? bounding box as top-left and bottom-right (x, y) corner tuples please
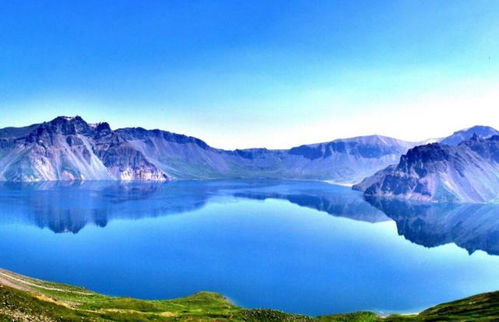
(4, 80), (499, 150)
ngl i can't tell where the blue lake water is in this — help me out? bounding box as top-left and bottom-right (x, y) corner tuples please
(0, 180), (497, 316)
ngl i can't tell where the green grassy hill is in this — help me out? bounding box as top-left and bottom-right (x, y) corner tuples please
(0, 269), (497, 321)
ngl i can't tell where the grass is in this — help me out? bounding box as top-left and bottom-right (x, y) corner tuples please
(418, 291), (499, 321)
(0, 268), (497, 321)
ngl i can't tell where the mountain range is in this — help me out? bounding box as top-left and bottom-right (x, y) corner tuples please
(0, 116), (497, 203)
(0, 116), (418, 183)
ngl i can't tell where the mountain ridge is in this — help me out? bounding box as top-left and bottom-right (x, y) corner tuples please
(353, 135), (499, 203)
(439, 125), (499, 146)
(0, 116), (420, 183)
(1, 116), (497, 187)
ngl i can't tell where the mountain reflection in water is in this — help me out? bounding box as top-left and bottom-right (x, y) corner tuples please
(365, 196), (499, 256)
(0, 180), (497, 255)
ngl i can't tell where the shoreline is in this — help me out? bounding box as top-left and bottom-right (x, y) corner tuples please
(0, 268), (497, 321)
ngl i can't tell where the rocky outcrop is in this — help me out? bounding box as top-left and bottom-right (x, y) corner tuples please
(354, 135), (499, 203)
(0, 116), (168, 182)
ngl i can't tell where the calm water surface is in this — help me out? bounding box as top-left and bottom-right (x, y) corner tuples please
(0, 180), (497, 315)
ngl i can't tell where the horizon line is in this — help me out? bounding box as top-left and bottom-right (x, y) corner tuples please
(0, 114), (496, 151)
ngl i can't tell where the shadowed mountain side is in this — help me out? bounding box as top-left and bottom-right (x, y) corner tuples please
(354, 135), (499, 202)
(365, 197), (499, 255)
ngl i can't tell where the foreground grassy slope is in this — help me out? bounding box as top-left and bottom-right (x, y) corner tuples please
(0, 269), (497, 321)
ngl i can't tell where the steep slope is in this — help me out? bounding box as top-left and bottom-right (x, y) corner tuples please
(0, 117), (168, 182)
(354, 135), (499, 202)
(440, 125), (498, 146)
(115, 127), (235, 179)
(118, 128), (417, 183)
(279, 135), (414, 182)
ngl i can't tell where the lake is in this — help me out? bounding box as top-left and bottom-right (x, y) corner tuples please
(0, 180), (497, 316)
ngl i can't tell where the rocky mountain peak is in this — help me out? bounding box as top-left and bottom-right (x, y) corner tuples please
(354, 136), (499, 203)
(92, 122), (113, 138)
(39, 115), (93, 136)
(440, 125), (498, 146)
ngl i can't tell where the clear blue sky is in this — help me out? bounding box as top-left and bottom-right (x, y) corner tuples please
(1, 0), (498, 148)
